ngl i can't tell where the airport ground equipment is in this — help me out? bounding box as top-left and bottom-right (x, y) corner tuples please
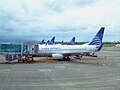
(5, 53), (17, 63)
(17, 54), (58, 63)
(17, 54), (34, 63)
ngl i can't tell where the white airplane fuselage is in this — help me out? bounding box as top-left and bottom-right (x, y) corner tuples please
(38, 44), (99, 57)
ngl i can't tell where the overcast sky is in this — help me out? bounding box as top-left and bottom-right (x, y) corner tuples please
(0, 0), (120, 42)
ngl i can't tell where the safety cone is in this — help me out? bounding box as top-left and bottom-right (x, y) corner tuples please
(104, 56), (107, 59)
(96, 61), (100, 65)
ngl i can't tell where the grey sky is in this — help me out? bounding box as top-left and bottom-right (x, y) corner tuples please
(0, 0), (120, 42)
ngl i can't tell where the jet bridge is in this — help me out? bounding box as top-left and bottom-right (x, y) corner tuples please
(0, 43), (56, 63)
(0, 43), (28, 63)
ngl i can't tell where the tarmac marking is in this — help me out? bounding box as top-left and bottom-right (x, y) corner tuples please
(80, 73), (120, 79)
(0, 69), (11, 71)
(54, 65), (66, 68)
(0, 73), (120, 87)
(39, 69), (53, 72)
(93, 86), (120, 90)
(0, 78), (120, 87)
(1, 72), (120, 81)
(40, 69), (65, 89)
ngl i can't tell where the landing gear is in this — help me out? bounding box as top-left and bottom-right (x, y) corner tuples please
(63, 57), (70, 61)
(74, 55), (82, 59)
(66, 57), (70, 60)
(87, 53), (97, 57)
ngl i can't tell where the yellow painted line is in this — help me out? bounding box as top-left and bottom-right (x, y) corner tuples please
(33, 60), (58, 63)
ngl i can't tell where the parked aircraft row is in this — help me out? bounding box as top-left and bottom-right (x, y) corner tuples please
(35, 27), (105, 60)
(40, 37), (76, 45)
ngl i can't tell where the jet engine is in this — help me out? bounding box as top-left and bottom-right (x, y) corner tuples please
(52, 54), (64, 59)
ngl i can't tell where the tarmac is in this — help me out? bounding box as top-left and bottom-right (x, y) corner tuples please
(0, 46), (120, 90)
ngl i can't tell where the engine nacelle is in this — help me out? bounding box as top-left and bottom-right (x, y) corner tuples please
(52, 54), (64, 59)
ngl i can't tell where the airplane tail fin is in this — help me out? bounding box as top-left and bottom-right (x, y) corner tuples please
(42, 39), (45, 43)
(51, 37), (55, 43)
(47, 37), (55, 45)
(40, 39), (45, 44)
(89, 27), (105, 51)
(67, 37), (76, 45)
(61, 41), (64, 44)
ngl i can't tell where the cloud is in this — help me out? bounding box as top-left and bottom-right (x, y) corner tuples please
(0, 0), (120, 42)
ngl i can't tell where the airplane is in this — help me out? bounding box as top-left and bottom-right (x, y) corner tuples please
(67, 37), (76, 45)
(36, 27), (105, 60)
(40, 37), (55, 45)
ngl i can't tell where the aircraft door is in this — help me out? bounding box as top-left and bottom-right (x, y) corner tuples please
(34, 45), (38, 54)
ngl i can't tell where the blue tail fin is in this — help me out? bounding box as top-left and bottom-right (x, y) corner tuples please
(61, 41), (64, 44)
(89, 27), (105, 47)
(67, 37), (76, 45)
(42, 39), (45, 43)
(40, 39), (45, 44)
(51, 37), (55, 43)
(47, 37), (55, 45)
